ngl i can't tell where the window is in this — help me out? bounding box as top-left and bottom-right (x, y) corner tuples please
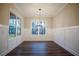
(9, 12), (21, 38)
(9, 13), (16, 37)
(16, 17), (21, 35)
(32, 20), (46, 35)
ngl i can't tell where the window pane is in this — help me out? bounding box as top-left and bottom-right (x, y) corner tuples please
(16, 17), (21, 35)
(32, 21), (38, 35)
(9, 13), (16, 37)
(32, 20), (46, 35)
(39, 21), (45, 35)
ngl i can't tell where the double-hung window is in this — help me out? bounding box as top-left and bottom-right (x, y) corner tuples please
(9, 12), (21, 38)
(32, 20), (46, 35)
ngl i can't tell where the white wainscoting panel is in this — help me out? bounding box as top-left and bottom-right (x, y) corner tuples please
(0, 25), (8, 55)
(52, 26), (79, 56)
(52, 28), (65, 48)
(0, 24), (23, 56)
(22, 28), (53, 41)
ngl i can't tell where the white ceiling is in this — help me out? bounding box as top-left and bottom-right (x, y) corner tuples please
(15, 3), (67, 17)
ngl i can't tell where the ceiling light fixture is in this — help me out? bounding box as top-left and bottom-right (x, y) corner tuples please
(38, 8), (42, 20)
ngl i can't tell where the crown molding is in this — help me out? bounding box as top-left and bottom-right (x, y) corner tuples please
(53, 3), (68, 18)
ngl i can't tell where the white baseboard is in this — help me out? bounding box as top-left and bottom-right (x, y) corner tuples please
(0, 50), (8, 56)
(0, 24), (8, 28)
(53, 37), (79, 56)
(64, 46), (79, 56)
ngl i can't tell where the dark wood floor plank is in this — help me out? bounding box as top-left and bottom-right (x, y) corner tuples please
(6, 41), (73, 56)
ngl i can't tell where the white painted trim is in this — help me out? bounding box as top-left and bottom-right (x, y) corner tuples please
(0, 24), (9, 28)
(63, 26), (79, 30)
(53, 26), (79, 30)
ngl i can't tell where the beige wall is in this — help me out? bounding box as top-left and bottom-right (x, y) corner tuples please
(24, 17), (53, 29)
(0, 3), (23, 25)
(23, 17), (53, 41)
(0, 4), (9, 25)
(53, 3), (79, 28)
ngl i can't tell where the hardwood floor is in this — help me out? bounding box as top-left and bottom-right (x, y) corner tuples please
(6, 41), (73, 56)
